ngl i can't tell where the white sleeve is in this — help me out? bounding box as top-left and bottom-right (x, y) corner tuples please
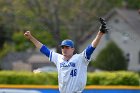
(49, 51), (62, 65)
(79, 51), (91, 66)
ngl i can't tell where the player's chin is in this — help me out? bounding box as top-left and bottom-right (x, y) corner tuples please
(64, 54), (68, 56)
(62, 53), (67, 56)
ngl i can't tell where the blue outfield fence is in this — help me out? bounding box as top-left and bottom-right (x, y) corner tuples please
(0, 85), (139, 93)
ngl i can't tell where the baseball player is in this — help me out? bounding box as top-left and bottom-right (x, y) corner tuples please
(24, 18), (108, 93)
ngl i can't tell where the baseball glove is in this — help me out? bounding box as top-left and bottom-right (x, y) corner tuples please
(99, 17), (108, 33)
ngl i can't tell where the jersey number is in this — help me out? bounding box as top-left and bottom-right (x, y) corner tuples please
(70, 69), (77, 77)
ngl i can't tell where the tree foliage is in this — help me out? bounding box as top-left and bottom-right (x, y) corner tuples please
(93, 41), (128, 71)
(127, 0), (140, 9)
(0, 0), (139, 57)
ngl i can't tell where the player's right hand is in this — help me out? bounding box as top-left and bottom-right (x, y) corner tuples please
(24, 31), (32, 39)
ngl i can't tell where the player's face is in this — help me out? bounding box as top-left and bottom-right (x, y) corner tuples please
(61, 46), (74, 56)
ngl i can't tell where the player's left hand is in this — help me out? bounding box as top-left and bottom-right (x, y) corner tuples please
(99, 17), (108, 33)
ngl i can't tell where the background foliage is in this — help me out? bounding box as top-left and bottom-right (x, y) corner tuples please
(91, 41), (127, 71)
(0, 0), (139, 57)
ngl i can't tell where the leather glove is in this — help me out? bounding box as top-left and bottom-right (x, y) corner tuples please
(99, 17), (108, 33)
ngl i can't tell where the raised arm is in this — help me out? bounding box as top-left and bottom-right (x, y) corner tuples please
(92, 18), (108, 48)
(24, 31), (50, 57)
(91, 31), (104, 47)
(85, 31), (104, 60)
(24, 31), (43, 49)
(85, 18), (108, 60)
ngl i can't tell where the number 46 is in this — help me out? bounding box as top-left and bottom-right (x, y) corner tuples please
(70, 69), (77, 77)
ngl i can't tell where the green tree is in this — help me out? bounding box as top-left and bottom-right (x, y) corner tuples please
(93, 41), (127, 71)
(1, 0), (139, 54)
(127, 0), (140, 9)
(0, 0), (123, 51)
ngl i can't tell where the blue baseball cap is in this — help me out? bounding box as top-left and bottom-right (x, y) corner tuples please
(60, 39), (74, 48)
